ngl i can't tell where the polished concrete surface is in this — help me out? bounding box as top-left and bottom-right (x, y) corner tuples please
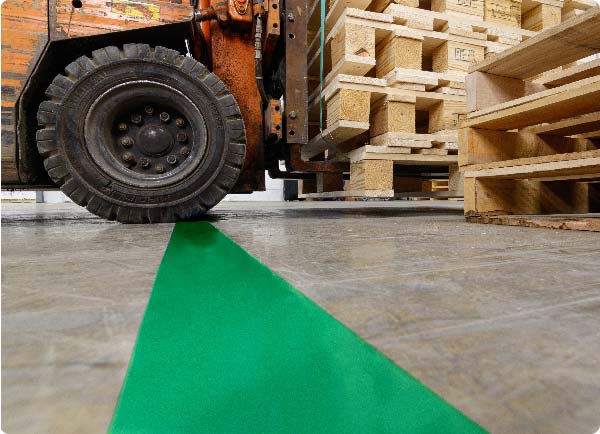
(2, 201), (600, 434)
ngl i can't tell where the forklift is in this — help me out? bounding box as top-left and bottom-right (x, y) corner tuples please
(1, 0), (343, 222)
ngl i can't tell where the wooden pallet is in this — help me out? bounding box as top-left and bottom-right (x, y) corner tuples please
(459, 7), (600, 230)
(300, 0), (595, 200)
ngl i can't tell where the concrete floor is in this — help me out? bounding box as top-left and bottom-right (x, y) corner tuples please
(2, 201), (600, 434)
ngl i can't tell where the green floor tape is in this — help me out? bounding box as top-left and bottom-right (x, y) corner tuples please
(109, 221), (487, 434)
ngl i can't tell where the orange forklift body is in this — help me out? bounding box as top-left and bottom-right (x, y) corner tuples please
(1, 0), (264, 192)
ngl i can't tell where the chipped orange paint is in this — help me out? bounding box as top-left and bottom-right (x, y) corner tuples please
(52, 0), (191, 38)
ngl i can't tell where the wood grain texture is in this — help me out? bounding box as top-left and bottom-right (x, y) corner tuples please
(466, 214), (600, 231)
(522, 3), (561, 31)
(524, 112), (600, 136)
(369, 96), (416, 137)
(331, 23), (376, 70)
(349, 159), (394, 190)
(536, 58), (600, 88)
(470, 7), (600, 79)
(432, 41), (485, 73)
(462, 150), (600, 179)
(431, 0), (484, 18)
(458, 128), (594, 167)
(484, 0), (521, 27)
(429, 99), (467, 132)
(463, 76), (600, 130)
(464, 177), (591, 216)
(327, 89), (371, 124)
(375, 33), (422, 78)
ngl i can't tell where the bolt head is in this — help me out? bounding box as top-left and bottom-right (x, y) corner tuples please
(118, 123), (128, 132)
(155, 164), (166, 174)
(144, 106), (154, 115)
(176, 132), (188, 143)
(175, 118), (185, 127)
(159, 112), (170, 122)
(131, 113), (142, 124)
(289, 111), (297, 119)
(119, 136), (134, 148)
(167, 155), (178, 165)
(121, 152), (135, 163)
(180, 146), (191, 157)
(140, 158), (151, 168)
(287, 12), (295, 21)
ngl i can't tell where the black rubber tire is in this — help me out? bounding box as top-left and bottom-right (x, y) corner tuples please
(36, 44), (246, 223)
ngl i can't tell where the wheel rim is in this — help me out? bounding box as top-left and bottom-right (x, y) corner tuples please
(84, 80), (208, 189)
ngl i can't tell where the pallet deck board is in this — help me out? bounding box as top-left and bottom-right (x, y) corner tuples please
(468, 7), (600, 79)
(463, 75), (600, 130)
(466, 214), (600, 231)
(524, 111), (600, 136)
(463, 151), (600, 180)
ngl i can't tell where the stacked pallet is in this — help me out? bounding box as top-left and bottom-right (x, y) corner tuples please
(460, 7), (600, 231)
(299, 0), (595, 199)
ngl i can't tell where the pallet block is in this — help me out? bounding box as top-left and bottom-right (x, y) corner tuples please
(375, 32), (423, 77)
(429, 99), (467, 132)
(350, 159), (394, 190)
(484, 0), (522, 28)
(369, 95), (416, 136)
(432, 40), (485, 72)
(522, 3), (561, 31)
(331, 22), (377, 76)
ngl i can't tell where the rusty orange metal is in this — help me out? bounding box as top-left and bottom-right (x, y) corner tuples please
(50, 0), (191, 39)
(1, 0), (48, 182)
(210, 11), (265, 192)
(2, 0), (266, 191)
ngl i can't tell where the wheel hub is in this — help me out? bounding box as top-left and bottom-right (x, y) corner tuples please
(137, 124), (174, 156)
(84, 80), (208, 188)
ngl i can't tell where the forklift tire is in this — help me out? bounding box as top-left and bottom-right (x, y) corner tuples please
(36, 44), (246, 223)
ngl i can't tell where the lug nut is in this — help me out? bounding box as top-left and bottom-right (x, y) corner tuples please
(175, 118), (185, 127)
(167, 155), (178, 165)
(140, 158), (150, 169)
(131, 113), (142, 124)
(159, 112), (170, 122)
(176, 132), (188, 143)
(118, 123), (128, 132)
(119, 136), (134, 148)
(122, 152), (135, 163)
(155, 164), (166, 174)
(144, 105), (154, 115)
(180, 146), (191, 157)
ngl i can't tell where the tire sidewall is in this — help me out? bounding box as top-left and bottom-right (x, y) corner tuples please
(57, 59), (230, 208)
